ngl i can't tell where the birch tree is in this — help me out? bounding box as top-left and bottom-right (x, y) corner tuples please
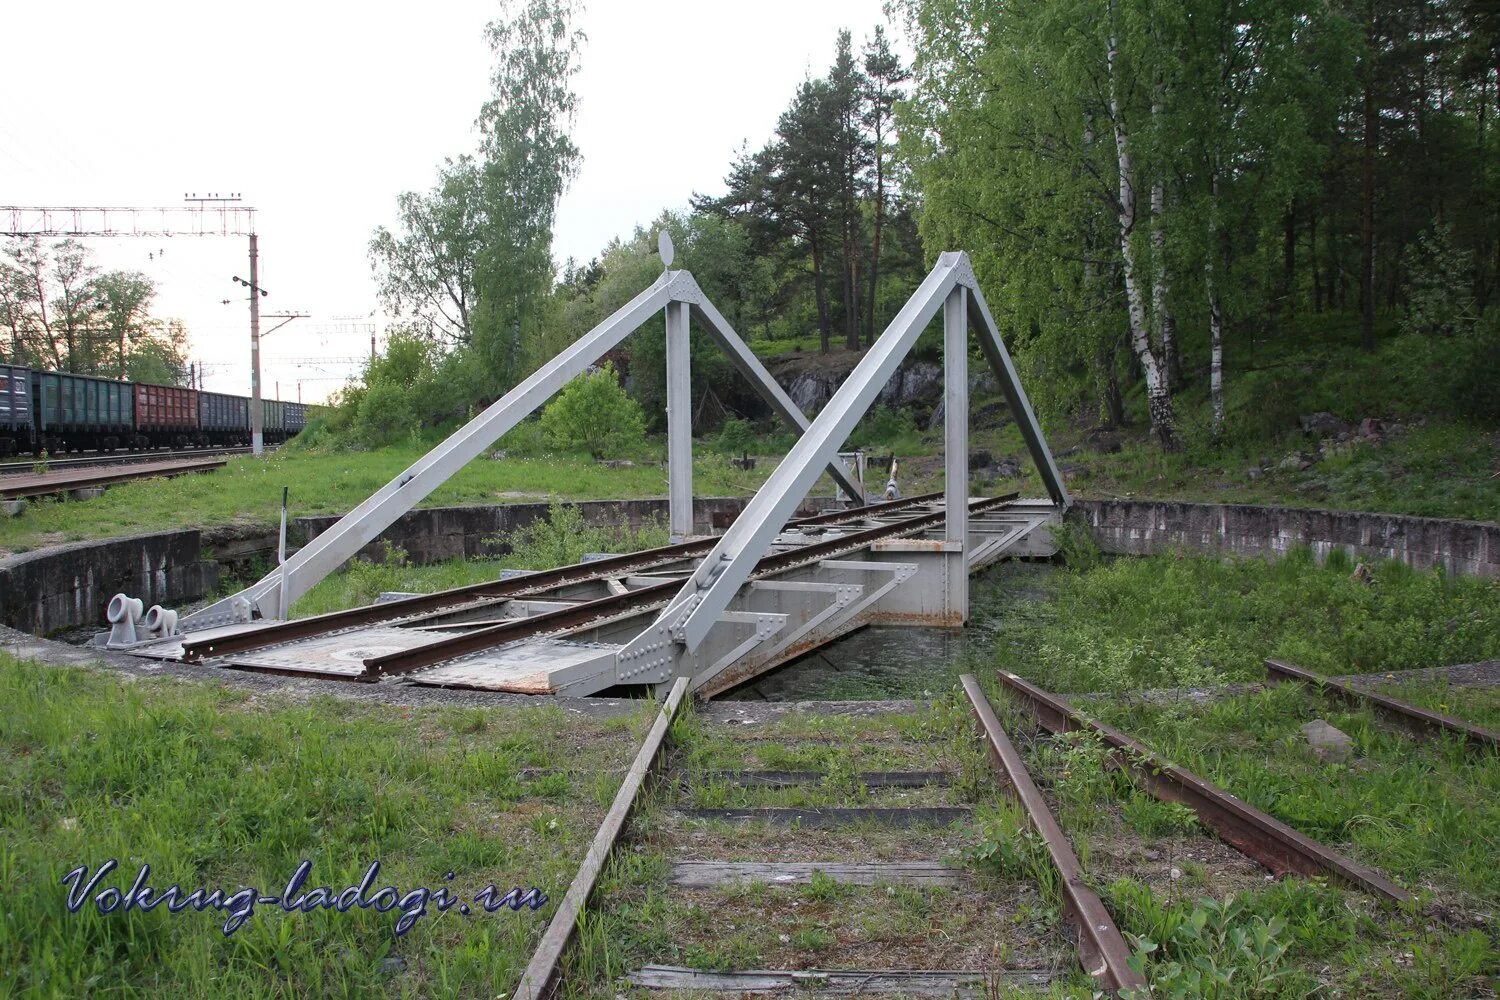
(1107, 3), (1180, 448)
(369, 156), (483, 347)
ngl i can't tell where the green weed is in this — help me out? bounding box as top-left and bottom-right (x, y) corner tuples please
(0, 655), (649, 998)
(993, 547), (1500, 692)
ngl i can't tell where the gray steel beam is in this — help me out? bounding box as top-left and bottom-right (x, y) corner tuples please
(943, 284), (969, 620)
(688, 285), (865, 504)
(966, 281), (1070, 507)
(666, 300), (693, 541)
(183, 272), (686, 626)
(663, 253), (972, 653)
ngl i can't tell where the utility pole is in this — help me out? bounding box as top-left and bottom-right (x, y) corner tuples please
(250, 233), (263, 453)
(2, 196), (258, 410)
(232, 240), (271, 455)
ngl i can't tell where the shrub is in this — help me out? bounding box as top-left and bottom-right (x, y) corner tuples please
(495, 418), (549, 457)
(353, 381), (416, 446)
(1442, 318), (1500, 423)
(713, 417), (756, 455)
(539, 363), (647, 459)
(850, 406), (922, 451)
(501, 502), (667, 567)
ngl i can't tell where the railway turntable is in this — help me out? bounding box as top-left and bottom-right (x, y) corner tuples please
(98, 250), (1070, 700)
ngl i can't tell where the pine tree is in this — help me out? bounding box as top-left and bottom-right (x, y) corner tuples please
(863, 26), (909, 346)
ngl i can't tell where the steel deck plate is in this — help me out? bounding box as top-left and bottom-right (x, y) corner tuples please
(225, 627), (435, 677)
(117, 621), (289, 661)
(410, 639), (621, 694)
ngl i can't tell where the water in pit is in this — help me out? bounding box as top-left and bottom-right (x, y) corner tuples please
(723, 560), (1059, 701)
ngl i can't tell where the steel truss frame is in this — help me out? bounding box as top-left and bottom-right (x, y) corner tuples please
(127, 250), (1069, 703)
(616, 251), (1067, 694)
(176, 269), (865, 631)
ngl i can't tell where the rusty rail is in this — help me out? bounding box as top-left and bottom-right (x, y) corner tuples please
(994, 670), (1412, 903)
(960, 675), (1145, 997)
(0, 445), (254, 476)
(364, 582), (677, 678)
(1267, 658), (1499, 753)
(181, 490), (963, 663)
(511, 676), (688, 1000)
(362, 495), (1019, 678)
(1, 457), (227, 499)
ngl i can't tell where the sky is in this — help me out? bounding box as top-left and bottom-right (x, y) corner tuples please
(2, 1), (901, 402)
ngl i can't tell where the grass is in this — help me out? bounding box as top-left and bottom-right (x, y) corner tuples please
(987, 542), (1500, 694)
(1083, 687), (1500, 998)
(1370, 679), (1500, 731)
(289, 502), (671, 618)
(976, 679), (1500, 998)
(0, 443), (773, 556)
(1085, 684), (1500, 904)
(0, 654), (656, 998)
(970, 540), (1500, 997)
(837, 403), (1499, 523)
(1056, 418), (1500, 522)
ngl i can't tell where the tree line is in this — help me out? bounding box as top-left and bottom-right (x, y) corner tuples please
(897, 0), (1499, 448)
(360, 0), (1498, 452)
(696, 27), (919, 352)
(0, 237), (189, 384)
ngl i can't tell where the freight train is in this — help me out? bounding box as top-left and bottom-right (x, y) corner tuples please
(0, 364), (309, 456)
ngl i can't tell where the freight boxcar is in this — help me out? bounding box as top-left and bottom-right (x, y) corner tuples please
(260, 398), (286, 444)
(0, 364), (34, 456)
(198, 391), (250, 447)
(285, 401), (307, 436)
(31, 371), (134, 453)
(133, 382), (199, 449)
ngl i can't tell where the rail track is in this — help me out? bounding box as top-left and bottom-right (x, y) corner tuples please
(1, 455), (232, 501)
(0, 445), (258, 477)
(1266, 657), (1499, 752)
(148, 491), (1058, 700)
(507, 669), (1420, 997)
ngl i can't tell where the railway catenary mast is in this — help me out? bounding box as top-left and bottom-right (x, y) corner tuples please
(1, 198), (283, 456)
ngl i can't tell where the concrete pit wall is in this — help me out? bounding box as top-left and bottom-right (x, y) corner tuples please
(1072, 500), (1499, 578)
(294, 496), (747, 565)
(4, 496), (1496, 638)
(0, 530), (225, 637)
(0, 497), (746, 636)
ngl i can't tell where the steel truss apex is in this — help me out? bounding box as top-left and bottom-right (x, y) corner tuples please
(630, 250), (1068, 661)
(172, 267), (864, 633)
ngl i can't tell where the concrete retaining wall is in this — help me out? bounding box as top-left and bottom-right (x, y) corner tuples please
(294, 496), (747, 565)
(5, 495), (1494, 637)
(1072, 499), (1499, 578)
(0, 530), (224, 636)
(0, 497), (747, 636)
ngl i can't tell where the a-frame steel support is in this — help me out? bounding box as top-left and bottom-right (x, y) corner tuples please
(623, 251), (1067, 673)
(177, 268), (865, 631)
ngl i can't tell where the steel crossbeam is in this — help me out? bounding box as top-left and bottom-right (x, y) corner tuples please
(174, 269), (863, 632)
(111, 249), (1073, 702)
(631, 251), (1067, 659)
